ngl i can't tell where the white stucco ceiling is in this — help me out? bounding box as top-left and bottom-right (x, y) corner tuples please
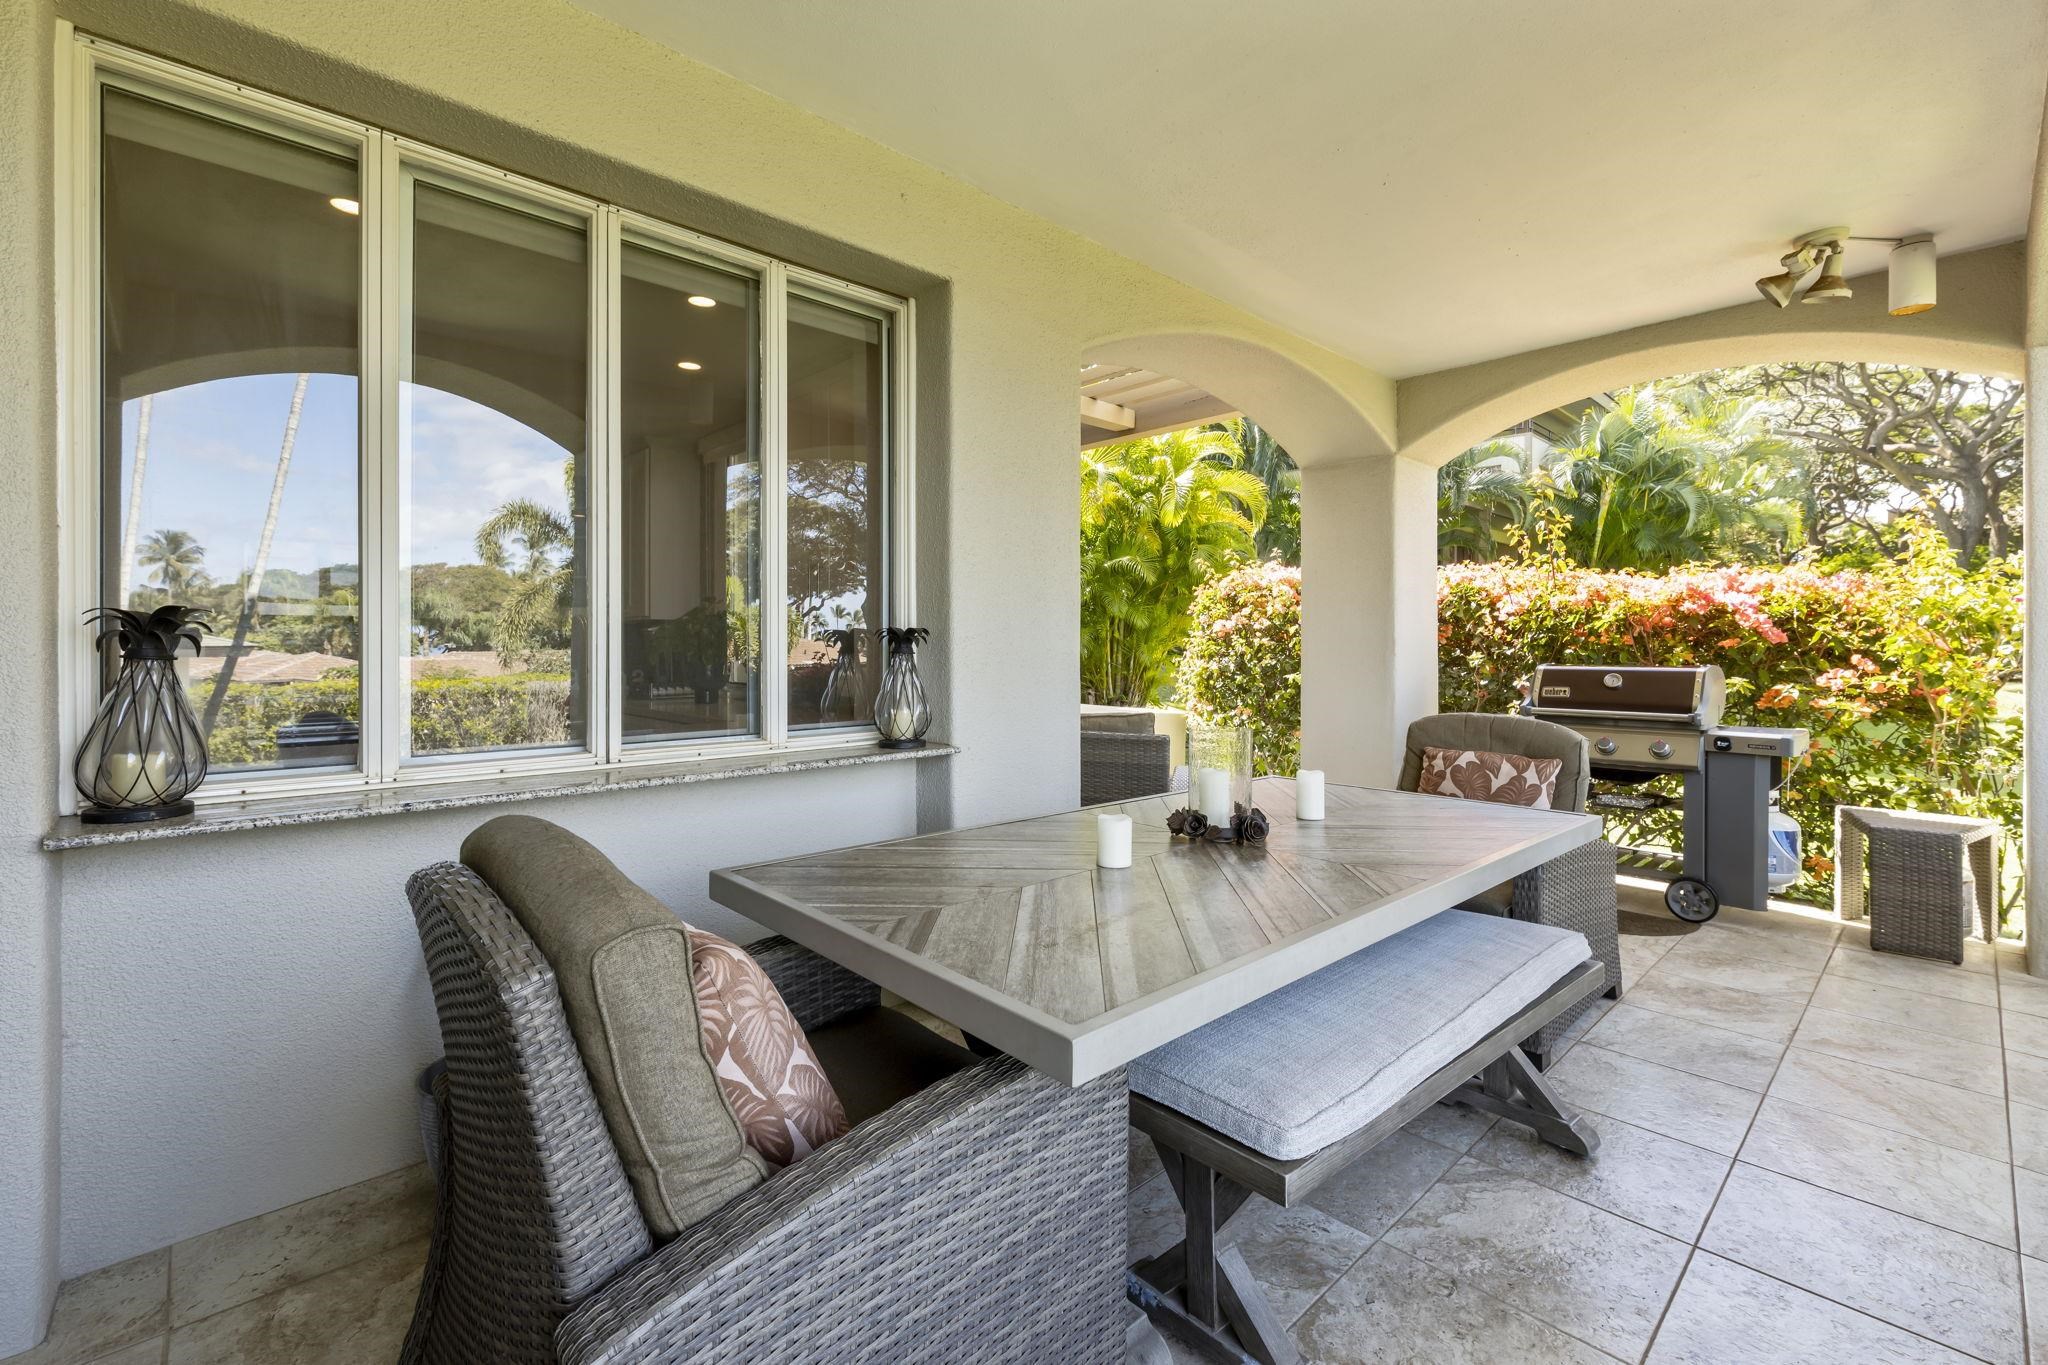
(575, 0), (2047, 379)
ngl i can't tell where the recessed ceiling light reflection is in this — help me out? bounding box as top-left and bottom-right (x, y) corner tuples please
(676, 360), (703, 371)
(329, 196), (361, 215)
(687, 295), (716, 308)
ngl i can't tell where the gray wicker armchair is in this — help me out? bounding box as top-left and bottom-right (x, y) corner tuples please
(400, 861), (1129, 1364)
(1398, 713), (1622, 1065)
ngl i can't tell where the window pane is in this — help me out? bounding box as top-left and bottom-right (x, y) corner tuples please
(787, 296), (887, 731)
(619, 244), (761, 743)
(101, 90), (362, 775)
(403, 182), (588, 758)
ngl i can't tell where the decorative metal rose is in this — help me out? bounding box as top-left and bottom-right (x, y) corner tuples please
(1166, 802), (1269, 846)
(75, 605), (211, 823)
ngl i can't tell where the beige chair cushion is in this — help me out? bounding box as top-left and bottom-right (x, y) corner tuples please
(1417, 746), (1563, 809)
(463, 815), (843, 1237)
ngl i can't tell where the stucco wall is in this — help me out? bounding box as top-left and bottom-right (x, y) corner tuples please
(56, 766), (918, 1274)
(0, 0), (61, 1350)
(0, 0), (1404, 1300)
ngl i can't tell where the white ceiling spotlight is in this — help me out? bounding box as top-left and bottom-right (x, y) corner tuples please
(1756, 226), (1936, 313)
(1886, 234), (1937, 315)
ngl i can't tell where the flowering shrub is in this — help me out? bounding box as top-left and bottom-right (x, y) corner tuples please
(1176, 561), (1302, 774)
(1439, 531), (2023, 923)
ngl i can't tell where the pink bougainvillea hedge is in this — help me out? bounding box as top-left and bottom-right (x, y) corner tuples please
(1437, 534), (2023, 919)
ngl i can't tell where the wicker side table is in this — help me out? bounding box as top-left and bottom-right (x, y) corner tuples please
(1835, 806), (1998, 963)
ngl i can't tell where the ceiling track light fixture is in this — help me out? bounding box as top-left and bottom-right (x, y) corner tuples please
(1755, 226), (1936, 314)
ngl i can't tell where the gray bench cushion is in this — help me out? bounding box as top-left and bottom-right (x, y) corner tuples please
(1129, 910), (1592, 1159)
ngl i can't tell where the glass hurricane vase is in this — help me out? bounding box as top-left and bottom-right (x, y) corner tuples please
(76, 654), (208, 823)
(873, 626), (931, 749)
(1186, 721), (1254, 836)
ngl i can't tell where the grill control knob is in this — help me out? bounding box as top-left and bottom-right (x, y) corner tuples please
(1594, 737), (1618, 756)
(1649, 740), (1673, 759)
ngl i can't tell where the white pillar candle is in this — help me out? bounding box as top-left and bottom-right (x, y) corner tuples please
(98, 749), (143, 805)
(1194, 766), (1234, 824)
(1295, 769), (1326, 821)
(1096, 813), (1133, 869)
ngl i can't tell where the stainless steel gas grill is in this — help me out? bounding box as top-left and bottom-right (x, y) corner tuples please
(1522, 664), (1808, 922)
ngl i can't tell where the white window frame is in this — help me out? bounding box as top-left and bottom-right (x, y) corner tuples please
(55, 29), (916, 815)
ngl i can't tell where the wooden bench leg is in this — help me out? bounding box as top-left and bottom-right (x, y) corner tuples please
(1131, 1154), (1302, 1365)
(1449, 1046), (1600, 1157)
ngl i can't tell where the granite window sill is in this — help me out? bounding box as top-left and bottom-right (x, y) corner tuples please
(45, 741), (956, 851)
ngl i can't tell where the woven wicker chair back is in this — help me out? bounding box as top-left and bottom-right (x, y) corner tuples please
(401, 862), (653, 1365)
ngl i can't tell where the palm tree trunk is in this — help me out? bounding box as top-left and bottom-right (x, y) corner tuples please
(116, 394), (153, 607)
(202, 373), (310, 737)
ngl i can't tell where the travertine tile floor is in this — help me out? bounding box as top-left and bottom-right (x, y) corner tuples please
(12, 882), (2044, 1364)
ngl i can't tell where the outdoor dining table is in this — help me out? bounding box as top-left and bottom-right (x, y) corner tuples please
(711, 776), (1602, 1085)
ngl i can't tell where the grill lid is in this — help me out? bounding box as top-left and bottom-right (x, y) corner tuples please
(1525, 664), (1726, 728)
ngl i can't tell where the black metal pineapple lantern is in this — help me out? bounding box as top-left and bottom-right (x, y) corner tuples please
(873, 626), (931, 750)
(75, 606), (211, 823)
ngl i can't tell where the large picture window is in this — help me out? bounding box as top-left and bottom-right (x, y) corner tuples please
(65, 39), (912, 808)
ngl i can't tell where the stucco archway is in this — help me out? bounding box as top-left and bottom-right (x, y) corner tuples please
(1397, 243), (2026, 469)
(1081, 330), (1395, 465)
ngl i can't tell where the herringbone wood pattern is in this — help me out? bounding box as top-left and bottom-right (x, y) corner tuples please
(735, 779), (1585, 1024)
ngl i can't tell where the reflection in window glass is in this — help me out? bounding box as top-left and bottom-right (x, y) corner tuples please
(619, 245), (762, 743)
(786, 295), (887, 731)
(100, 90), (362, 774)
(404, 183), (588, 757)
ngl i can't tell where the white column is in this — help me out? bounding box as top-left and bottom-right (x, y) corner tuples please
(1299, 454), (1438, 788)
(0, 0), (63, 1352)
(2027, 342), (2046, 976)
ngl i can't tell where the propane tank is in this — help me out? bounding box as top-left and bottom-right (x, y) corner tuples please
(1766, 793), (1802, 894)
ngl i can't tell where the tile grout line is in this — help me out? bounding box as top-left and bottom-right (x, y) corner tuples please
(1632, 919), (1837, 1365)
(1272, 1116), (1493, 1348)
(1360, 1237), (1633, 1364)
(1686, 933), (2024, 1362)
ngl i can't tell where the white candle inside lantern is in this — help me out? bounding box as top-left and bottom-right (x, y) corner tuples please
(1195, 766), (1233, 824)
(1296, 769), (1326, 821)
(1096, 813), (1133, 869)
(886, 704), (914, 739)
(98, 748), (143, 805)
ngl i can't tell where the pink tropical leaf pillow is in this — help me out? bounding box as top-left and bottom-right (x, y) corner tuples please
(1417, 746), (1563, 810)
(687, 928), (850, 1167)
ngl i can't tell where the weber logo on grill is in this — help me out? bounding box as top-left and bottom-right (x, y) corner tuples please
(1540, 686), (1570, 697)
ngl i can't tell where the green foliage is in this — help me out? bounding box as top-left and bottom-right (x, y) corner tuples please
(1175, 561), (1301, 775)
(1437, 440), (1539, 563)
(1080, 429), (1268, 706)
(1438, 387), (1803, 569)
(1205, 418), (1301, 564)
(197, 670), (572, 766)
(1436, 529), (2024, 925)
(135, 528), (209, 596)
(473, 459), (578, 659)
(248, 587), (360, 657)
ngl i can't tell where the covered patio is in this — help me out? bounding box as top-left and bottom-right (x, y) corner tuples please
(4, 2), (2048, 1364)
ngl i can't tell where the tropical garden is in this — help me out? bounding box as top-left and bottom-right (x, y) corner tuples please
(1079, 364), (2026, 927)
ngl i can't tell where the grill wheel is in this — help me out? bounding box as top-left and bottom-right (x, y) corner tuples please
(1664, 878), (1720, 923)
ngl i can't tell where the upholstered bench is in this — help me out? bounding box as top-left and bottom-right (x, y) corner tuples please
(1126, 910), (1605, 1365)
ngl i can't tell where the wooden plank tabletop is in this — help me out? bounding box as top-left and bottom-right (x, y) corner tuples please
(712, 777), (1602, 1084)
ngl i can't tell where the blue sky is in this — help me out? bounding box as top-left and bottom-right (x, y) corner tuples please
(118, 373), (572, 596)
